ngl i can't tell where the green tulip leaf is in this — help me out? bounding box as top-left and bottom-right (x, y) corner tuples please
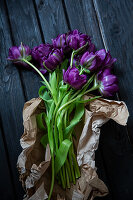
(40, 134), (48, 149)
(58, 84), (68, 102)
(36, 112), (46, 131)
(49, 71), (57, 101)
(42, 113), (54, 154)
(39, 86), (53, 113)
(48, 100), (55, 122)
(77, 96), (101, 104)
(64, 103), (84, 139)
(55, 139), (72, 175)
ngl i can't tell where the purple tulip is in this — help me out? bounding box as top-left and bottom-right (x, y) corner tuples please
(8, 46), (21, 60)
(97, 68), (119, 96)
(103, 51), (117, 67)
(8, 44), (31, 67)
(43, 48), (64, 71)
(31, 43), (53, 61)
(80, 52), (102, 71)
(52, 33), (71, 54)
(97, 68), (112, 80)
(52, 34), (66, 49)
(66, 29), (91, 50)
(96, 49), (117, 67)
(63, 66), (87, 90)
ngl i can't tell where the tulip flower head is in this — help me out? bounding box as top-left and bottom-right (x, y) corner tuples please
(52, 34), (66, 49)
(96, 49), (117, 68)
(80, 52), (101, 71)
(97, 68), (119, 96)
(31, 43), (53, 62)
(43, 48), (64, 71)
(66, 29), (91, 50)
(8, 43), (31, 67)
(63, 66), (87, 90)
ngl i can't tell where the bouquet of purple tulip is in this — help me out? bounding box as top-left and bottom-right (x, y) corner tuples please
(8, 29), (118, 200)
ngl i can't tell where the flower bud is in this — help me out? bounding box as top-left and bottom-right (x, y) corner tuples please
(97, 68), (119, 96)
(63, 66), (87, 90)
(96, 49), (117, 67)
(80, 52), (100, 71)
(52, 34), (66, 49)
(66, 29), (91, 50)
(8, 43), (31, 67)
(31, 43), (53, 61)
(43, 48), (64, 71)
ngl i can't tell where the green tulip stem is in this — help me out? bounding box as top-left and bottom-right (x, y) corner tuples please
(84, 84), (99, 95)
(56, 83), (99, 117)
(70, 42), (89, 68)
(66, 159), (72, 182)
(65, 163), (70, 188)
(69, 150), (76, 184)
(48, 154), (54, 200)
(70, 51), (75, 68)
(60, 170), (65, 189)
(70, 136), (80, 178)
(22, 59), (52, 93)
(62, 165), (66, 188)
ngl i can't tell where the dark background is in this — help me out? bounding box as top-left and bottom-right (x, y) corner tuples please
(0, 0), (133, 200)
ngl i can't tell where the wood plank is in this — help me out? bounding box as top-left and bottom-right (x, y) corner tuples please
(63, 1), (112, 199)
(5, 0), (43, 100)
(63, 0), (104, 49)
(92, 1), (133, 199)
(0, 0), (25, 198)
(34, 0), (68, 42)
(0, 120), (16, 200)
(93, 0), (133, 143)
(63, 0), (133, 199)
(99, 120), (133, 200)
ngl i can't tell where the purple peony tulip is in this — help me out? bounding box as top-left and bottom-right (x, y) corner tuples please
(96, 49), (117, 68)
(43, 48), (64, 71)
(97, 68), (112, 80)
(66, 29), (91, 50)
(63, 66), (87, 90)
(80, 52), (102, 71)
(52, 33), (71, 54)
(8, 44), (31, 67)
(52, 34), (66, 49)
(97, 68), (119, 96)
(31, 43), (53, 61)
(8, 46), (21, 60)
(103, 51), (117, 67)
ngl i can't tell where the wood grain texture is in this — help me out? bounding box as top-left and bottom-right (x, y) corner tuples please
(0, 0), (133, 199)
(64, 1), (112, 199)
(92, 1), (133, 199)
(64, 0), (133, 200)
(6, 0), (43, 100)
(63, 0), (103, 49)
(93, 0), (133, 142)
(0, 121), (16, 200)
(0, 0), (25, 198)
(99, 121), (133, 200)
(34, 0), (69, 42)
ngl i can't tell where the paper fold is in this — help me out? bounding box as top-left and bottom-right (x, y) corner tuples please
(17, 95), (129, 200)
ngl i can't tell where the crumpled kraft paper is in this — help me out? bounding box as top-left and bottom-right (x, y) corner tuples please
(17, 95), (129, 200)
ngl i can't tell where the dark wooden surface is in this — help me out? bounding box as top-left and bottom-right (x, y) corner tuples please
(0, 0), (133, 199)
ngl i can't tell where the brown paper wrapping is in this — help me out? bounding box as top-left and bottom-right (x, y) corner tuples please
(17, 95), (129, 200)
